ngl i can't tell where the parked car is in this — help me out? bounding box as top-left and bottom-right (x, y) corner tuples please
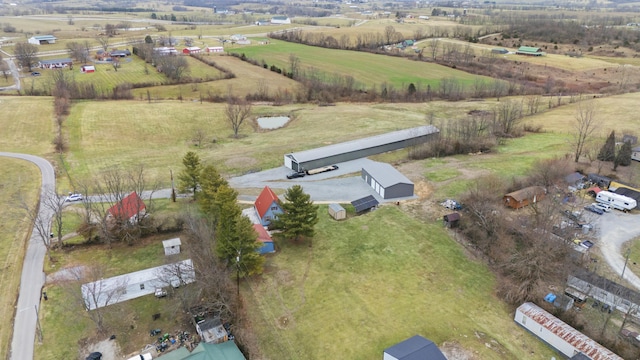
(65, 193), (83, 202)
(592, 202), (611, 212)
(286, 171), (306, 179)
(86, 352), (102, 360)
(584, 205), (604, 215)
(154, 288), (167, 298)
(31, 71), (41, 76)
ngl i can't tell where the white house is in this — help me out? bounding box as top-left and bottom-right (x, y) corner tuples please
(271, 16), (291, 24)
(28, 35), (57, 45)
(81, 259), (195, 310)
(514, 302), (623, 359)
(163, 238), (182, 256)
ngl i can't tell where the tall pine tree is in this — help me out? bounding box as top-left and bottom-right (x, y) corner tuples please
(178, 151), (202, 199)
(272, 185), (318, 242)
(199, 165), (227, 220)
(615, 141), (633, 170)
(597, 131), (616, 162)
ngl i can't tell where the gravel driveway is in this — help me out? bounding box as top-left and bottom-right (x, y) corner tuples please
(597, 210), (640, 290)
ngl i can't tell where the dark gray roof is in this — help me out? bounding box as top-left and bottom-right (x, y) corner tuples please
(363, 162), (413, 187)
(39, 58), (72, 64)
(287, 125), (439, 164)
(351, 195), (378, 213)
(565, 172), (585, 184)
(384, 335), (447, 360)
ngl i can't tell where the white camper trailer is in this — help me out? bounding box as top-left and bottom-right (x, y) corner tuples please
(596, 190), (637, 212)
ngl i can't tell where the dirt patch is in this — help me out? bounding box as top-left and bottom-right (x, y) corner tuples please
(46, 265), (87, 284)
(81, 338), (122, 360)
(440, 341), (479, 360)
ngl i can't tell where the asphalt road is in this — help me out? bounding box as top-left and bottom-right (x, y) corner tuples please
(1, 152), (55, 360)
(597, 210), (640, 290)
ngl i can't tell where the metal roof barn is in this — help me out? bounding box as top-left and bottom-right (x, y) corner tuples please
(284, 125), (439, 172)
(515, 302), (622, 360)
(361, 162), (414, 199)
(81, 259), (195, 310)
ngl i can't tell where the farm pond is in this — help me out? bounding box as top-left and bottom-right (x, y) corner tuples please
(257, 116), (290, 129)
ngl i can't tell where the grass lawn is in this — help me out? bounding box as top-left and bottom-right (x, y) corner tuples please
(244, 206), (557, 359)
(0, 158), (41, 360)
(0, 97), (55, 155)
(227, 39), (494, 90)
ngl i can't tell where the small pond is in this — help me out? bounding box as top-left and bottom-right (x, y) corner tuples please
(257, 116), (290, 130)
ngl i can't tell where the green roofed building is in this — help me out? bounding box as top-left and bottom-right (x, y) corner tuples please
(516, 46), (545, 56)
(158, 341), (246, 360)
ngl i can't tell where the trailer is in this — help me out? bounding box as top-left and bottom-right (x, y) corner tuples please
(596, 190), (637, 212)
(305, 164), (338, 175)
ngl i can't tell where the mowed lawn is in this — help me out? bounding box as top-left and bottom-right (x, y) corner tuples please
(246, 206), (556, 359)
(228, 39), (494, 89)
(0, 97), (55, 155)
(0, 158), (40, 360)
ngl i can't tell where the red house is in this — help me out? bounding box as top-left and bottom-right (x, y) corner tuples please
(253, 224), (275, 254)
(254, 186), (283, 226)
(107, 192), (146, 224)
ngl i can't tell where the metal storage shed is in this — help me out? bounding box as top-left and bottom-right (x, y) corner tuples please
(351, 195), (379, 213)
(361, 162), (414, 199)
(383, 335), (447, 360)
(328, 203), (346, 220)
(163, 238), (182, 256)
(284, 125), (439, 172)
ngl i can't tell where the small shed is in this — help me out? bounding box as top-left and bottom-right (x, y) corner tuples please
(588, 173), (611, 188)
(503, 186), (546, 209)
(163, 238), (182, 256)
(351, 195), (379, 213)
(383, 335), (447, 360)
(328, 203), (346, 220)
(253, 224), (274, 254)
(632, 146), (640, 161)
(443, 212), (460, 228)
(196, 317), (228, 344)
(80, 65), (95, 73)
(492, 48), (509, 54)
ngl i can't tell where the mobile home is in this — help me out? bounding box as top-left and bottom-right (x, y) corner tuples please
(595, 190), (637, 212)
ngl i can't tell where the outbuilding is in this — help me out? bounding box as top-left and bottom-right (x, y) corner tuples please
(633, 146), (640, 161)
(38, 58), (73, 69)
(271, 16), (291, 24)
(514, 302), (622, 359)
(588, 173), (611, 188)
(361, 162), (414, 199)
(491, 48), (509, 54)
(206, 46), (224, 53)
(515, 46), (545, 56)
(28, 35), (57, 45)
(503, 186), (546, 209)
(284, 125), (439, 172)
(328, 203), (346, 220)
(182, 46), (201, 54)
(383, 335), (446, 360)
(80, 65), (95, 73)
(162, 238), (182, 256)
(351, 195), (379, 213)
(253, 224), (275, 254)
(443, 212), (460, 228)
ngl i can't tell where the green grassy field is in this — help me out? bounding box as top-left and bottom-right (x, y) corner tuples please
(245, 206), (556, 359)
(227, 39), (495, 89)
(0, 158), (40, 360)
(0, 97), (55, 155)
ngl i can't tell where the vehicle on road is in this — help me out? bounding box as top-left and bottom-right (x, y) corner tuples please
(65, 193), (83, 202)
(306, 165), (339, 175)
(86, 352), (102, 360)
(31, 71), (41, 76)
(591, 203), (611, 212)
(286, 171), (306, 179)
(584, 205), (604, 215)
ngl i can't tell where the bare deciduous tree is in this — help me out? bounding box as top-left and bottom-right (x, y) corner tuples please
(14, 42), (39, 71)
(572, 101), (598, 163)
(225, 97), (252, 138)
(95, 35), (110, 52)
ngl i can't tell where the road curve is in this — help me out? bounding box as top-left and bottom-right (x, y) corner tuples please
(598, 211), (640, 290)
(1, 152), (55, 360)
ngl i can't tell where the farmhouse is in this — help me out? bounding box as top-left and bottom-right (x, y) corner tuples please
(162, 238), (181, 256)
(182, 47), (201, 55)
(80, 65), (95, 73)
(206, 46), (224, 53)
(284, 125), (439, 172)
(81, 259), (195, 310)
(361, 162), (414, 199)
(38, 58), (73, 69)
(107, 191), (146, 224)
(254, 186), (283, 226)
(157, 341), (245, 360)
(253, 224), (275, 254)
(515, 46), (545, 56)
(271, 16), (291, 24)
(514, 302), (622, 359)
(328, 203), (346, 220)
(503, 186), (546, 209)
(383, 335), (446, 360)
(28, 35), (57, 45)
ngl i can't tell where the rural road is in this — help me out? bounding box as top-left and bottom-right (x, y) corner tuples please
(0, 152), (55, 360)
(597, 211), (640, 290)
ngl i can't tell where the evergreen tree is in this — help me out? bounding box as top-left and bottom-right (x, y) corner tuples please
(272, 185), (318, 242)
(178, 151), (202, 199)
(144, 35), (153, 44)
(408, 83), (416, 96)
(215, 184), (264, 276)
(199, 165), (227, 220)
(597, 131), (616, 162)
(615, 141), (633, 169)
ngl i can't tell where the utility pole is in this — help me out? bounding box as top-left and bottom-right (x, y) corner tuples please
(170, 169), (176, 202)
(621, 248), (632, 281)
(34, 305), (43, 343)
